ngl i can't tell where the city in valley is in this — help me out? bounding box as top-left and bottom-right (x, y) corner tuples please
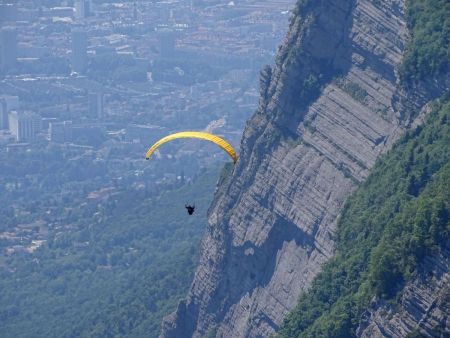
(0, 0), (294, 264)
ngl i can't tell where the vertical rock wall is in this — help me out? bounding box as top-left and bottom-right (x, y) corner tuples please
(160, 0), (440, 337)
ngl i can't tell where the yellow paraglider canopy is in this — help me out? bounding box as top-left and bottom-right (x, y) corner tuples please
(145, 131), (238, 163)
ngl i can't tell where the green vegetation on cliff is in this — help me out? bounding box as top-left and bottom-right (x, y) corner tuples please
(277, 97), (450, 338)
(277, 1), (450, 335)
(399, 0), (450, 83)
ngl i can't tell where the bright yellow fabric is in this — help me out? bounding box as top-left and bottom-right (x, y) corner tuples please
(145, 131), (237, 163)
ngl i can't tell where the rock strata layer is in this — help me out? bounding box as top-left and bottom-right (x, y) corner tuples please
(160, 1), (445, 337)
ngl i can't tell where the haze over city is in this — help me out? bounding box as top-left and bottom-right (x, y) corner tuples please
(0, 0), (294, 256)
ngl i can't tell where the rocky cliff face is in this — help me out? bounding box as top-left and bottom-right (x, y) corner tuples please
(161, 1), (445, 337)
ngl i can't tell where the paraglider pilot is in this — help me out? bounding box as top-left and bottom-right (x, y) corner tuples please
(185, 204), (195, 215)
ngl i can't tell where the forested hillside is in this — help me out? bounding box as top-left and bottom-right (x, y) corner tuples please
(277, 96), (449, 337)
(276, 0), (449, 336)
(0, 166), (222, 338)
(399, 0), (449, 83)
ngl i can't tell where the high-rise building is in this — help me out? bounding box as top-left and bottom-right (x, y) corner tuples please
(0, 3), (17, 23)
(8, 111), (42, 142)
(0, 95), (19, 129)
(157, 29), (175, 58)
(88, 92), (103, 119)
(74, 0), (90, 19)
(133, 2), (138, 20)
(0, 101), (6, 130)
(71, 29), (87, 74)
(49, 121), (72, 143)
(0, 27), (17, 72)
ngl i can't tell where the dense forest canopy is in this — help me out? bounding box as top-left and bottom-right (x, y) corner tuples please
(399, 0), (450, 83)
(0, 167), (221, 338)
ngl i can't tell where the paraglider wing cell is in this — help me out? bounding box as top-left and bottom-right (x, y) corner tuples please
(145, 131), (237, 163)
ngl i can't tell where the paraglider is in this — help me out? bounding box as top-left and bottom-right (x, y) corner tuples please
(145, 131), (238, 163)
(145, 131), (237, 216)
(185, 204), (195, 215)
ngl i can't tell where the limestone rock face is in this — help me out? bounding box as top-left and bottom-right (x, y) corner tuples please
(160, 1), (446, 337)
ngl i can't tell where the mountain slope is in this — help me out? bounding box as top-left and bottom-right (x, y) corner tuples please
(277, 97), (449, 338)
(0, 167), (220, 338)
(160, 0), (448, 337)
(277, 0), (449, 336)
